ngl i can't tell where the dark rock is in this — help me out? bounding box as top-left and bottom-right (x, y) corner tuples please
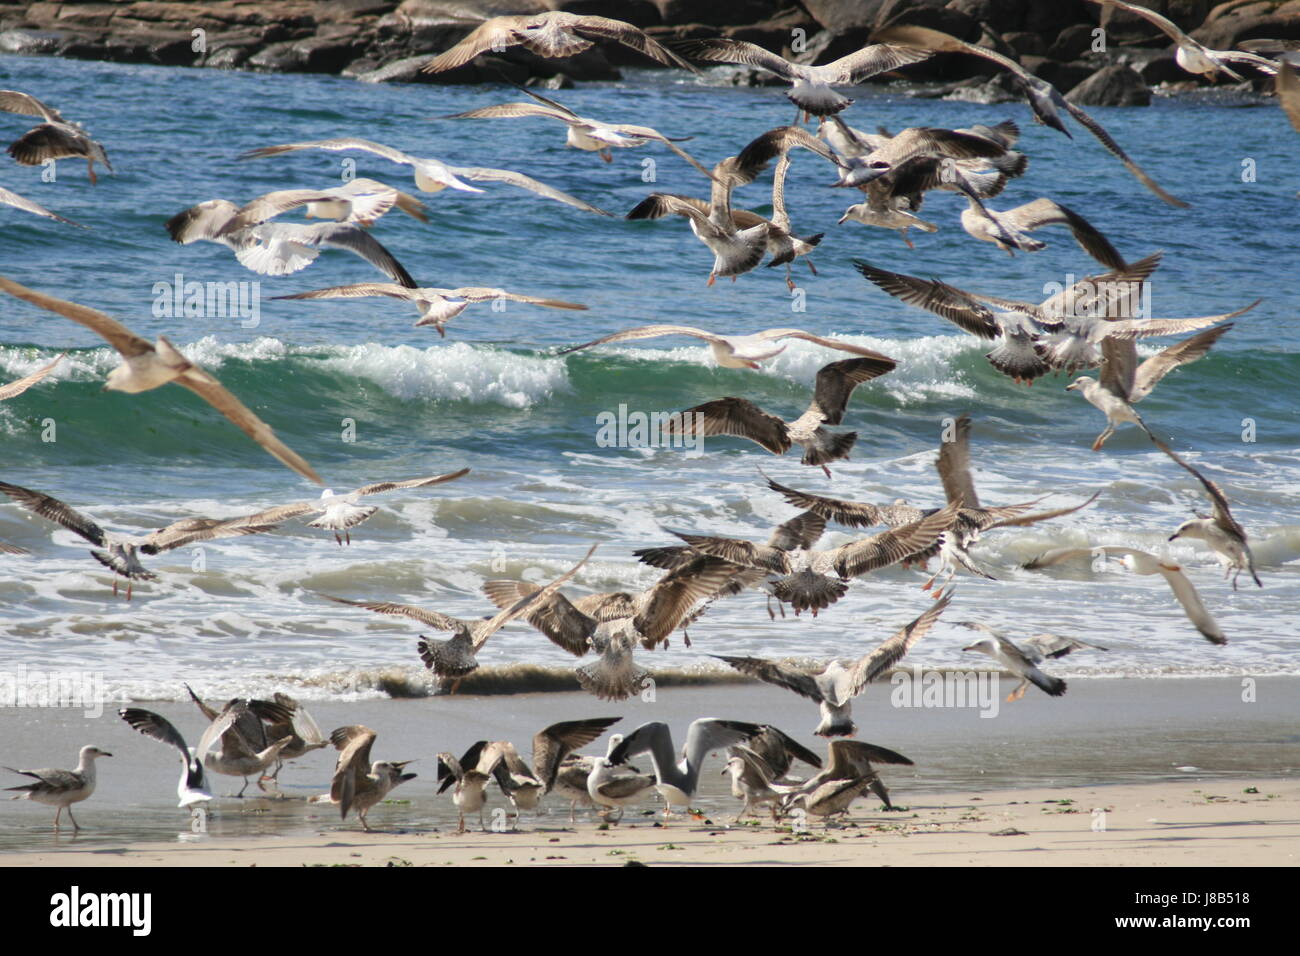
(1002, 31), (1046, 57)
(394, 0), (548, 25)
(561, 1), (661, 28)
(722, 7), (819, 49)
(1023, 0), (1089, 37)
(940, 70), (1023, 103)
(247, 40), (307, 72)
(320, 0), (401, 18)
(945, 0), (1029, 35)
(1048, 22), (1099, 61)
(1096, 0), (1211, 42)
(1065, 63), (1151, 105)
(1133, 49), (1186, 84)
(147, 32), (203, 66)
(340, 57), (380, 77)
(1026, 56), (1095, 92)
(800, 0), (891, 33)
(292, 34), (360, 72)
(876, 0), (981, 42)
(1194, 12), (1300, 50)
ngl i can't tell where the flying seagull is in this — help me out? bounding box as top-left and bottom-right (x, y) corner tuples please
(0, 184), (84, 226)
(323, 725), (416, 832)
(443, 86), (714, 177)
(0, 480), (285, 599)
(241, 138), (610, 217)
(1025, 546), (1227, 645)
(4, 745), (111, 830)
(712, 595), (953, 736)
(959, 625), (1067, 701)
(662, 355), (898, 474)
(420, 11), (699, 74)
(166, 201), (417, 287)
(210, 178), (428, 236)
(118, 708), (212, 808)
(273, 283), (587, 338)
(558, 324), (896, 370)
(871, 24), (1188, 207)
(1152, 437), (1262, 589)
(0, 276), (323, 483)
(0, 90), (111, 184)
(0, 352), (64, 400)
(673, 38), (930, 117)
(960, 196), (1126, 269)
(1087, 0), (1279, 79)
(244, 469), (469, 545)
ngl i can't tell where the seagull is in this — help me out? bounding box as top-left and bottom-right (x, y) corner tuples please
(257, 693), (329, 782)
(958, 621), (1106, 701)
(662, 355), (898, 474)
(778, 739), (914, 822)
(0, 276), (323, 483)
(1153, 438), (1262, 589)
(712, 595), (953, 736)
(960, 196), (1126, 269)
(0, 90), (112, 184)
(672, 38), (931, 117)
(0, 352), (64, 400)
(959, 626), (1067, 701)
(443, 86), (714, 176)
(4, 745), (111, 830)
(1088, 0), (1279, 79)
(723, 727), (822, 823)
(675, 503), (958, 616)
(558, 324), (896, 370)
(608, 718), (766, 817)
(188, 691), (297, 796)
(273, 283), (587, 338)
(244, 469), (469, 545)
(480, 741), (543, 828)
(0, 480), (285, 599)
(324, 544), (597, 687)
(210, 178), (429, 235)
(436, 742), (496, 833)
(0, 184), (83, 226)
(824, 122), (1011, 189)
(118, 708), (212, 808)
(1024, 546), (1227, 645)
(1067, 324), (1236, 450)
(586, 734), (657, 823)
(871, 24), (1188, 208)
(166, 201), (417, 287)
(324, 725), (416, 832)
(763, 416), (1102, 595)
(523, 716), (622, 805)
(241, 138), (611, 217)
(420, 11), (699, 74)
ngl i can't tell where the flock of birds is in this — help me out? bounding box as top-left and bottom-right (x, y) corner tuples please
(1, 2), (1289, 834)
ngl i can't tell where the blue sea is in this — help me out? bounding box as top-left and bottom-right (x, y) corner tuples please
(0, 53), (1297, 709)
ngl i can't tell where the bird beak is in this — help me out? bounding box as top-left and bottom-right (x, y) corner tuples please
(961, 645), (977, 653)
(1168, 533), (1179, 541)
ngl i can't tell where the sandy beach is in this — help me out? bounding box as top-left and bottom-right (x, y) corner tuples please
(4, 777), (1294, 867)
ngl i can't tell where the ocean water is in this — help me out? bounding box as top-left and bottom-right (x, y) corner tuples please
(0, 53), (1297, 714)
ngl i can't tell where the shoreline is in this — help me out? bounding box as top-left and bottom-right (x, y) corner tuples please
(4, 776), (1294, 867)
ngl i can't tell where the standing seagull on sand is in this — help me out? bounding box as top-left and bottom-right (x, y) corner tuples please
(608, 718), (766, 818)
(672, 38), (930, 118)
(958, 623), (1068, 701)
(870, 24), (1188, 208)
(1087, 0), (1279, 80)
(0, 277), (323, 484)
(662, 355), (897, 474)
(559, 324), (896, 370)
(436, 742), (495, 833)
(274, 283), (587, 338)
(421, 12), (699, 74)
(321, 725), (416, 832)
(0, 480), (285, 599)
(1025, 546), (1227, 645)
(0, 90), (111, 184)
(188, 691), (298, 796)
(245, 468), (469, 545)
(4, 746), (111, 830)
(118, 709), (212, 808)
(444, 87), (714, 176)
(712, 595), (953, 736)
(241, 138), (610, 217)
(1067, 324), (1235, 451)
(1153, 438), (1262, 589)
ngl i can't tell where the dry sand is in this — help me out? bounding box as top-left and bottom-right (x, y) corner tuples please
(5, 776), (1294, 867)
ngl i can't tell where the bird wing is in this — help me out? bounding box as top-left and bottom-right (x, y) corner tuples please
(635, 556), (741, 643)
(322, 594), (465, 631)
(1279, 63), (1300, 132)
(571, 15), (699, 71)
(712, 655), (824, 702)
(286, 222), (417, 288)
(241, 138), (417, 166)
(0, 186), (83, 226)
(164, 199), (241, 244)
(935, 412), (979, 509)
(1150, 439), (1248, 543)
(329, 725), (378, 812)
(0, 352), (64, 400)
(1129, 324), (1233, 402)
(139, 514), (281, 554)
(273, 282), (416, 304)
(664, 397), (792, 455)
(682, 718), (765, 772)
(734, 125), (843, 182)
(828, 739), (915, 776)
(1091, 0), (1188, 44)
(444, 101), (572, 123)
(672, 38), (797, 79)
(0, 276), (153, 357)
(470, 544), (599, 651)
(670, 531), (787, 572)
(802, 356), (897, 427)
(557, 324), (722, 355)
(832, 501), (960, 578)
(0, 89), (63, 121)
(420, 16), (532, 72)
(842, 593), (953, 700)
(982, 491), (1102, 531)
(1099, 335), (1140, 400)
(1156, 564), (1228, 645)
(0, 480), (107, 547)
(441, 288), (587, 311)
(824, 43), (933, 83)
(1055, 96), (1188, 208)
(479, 579), (597, 656)
(853, 261), (1000, 339)
(762, 472), (888, 529)
(1002, 198), (1126, 270)
(349, 468), (470, 498)
(446, 165), (611, 216)
(754, 329), (898, 365)
(767, 510), (827, 552)
(119, 708), (190, 759)
(532, 716), (620, 791)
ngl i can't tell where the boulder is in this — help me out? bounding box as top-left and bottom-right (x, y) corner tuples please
(945, 0), (1030, 35)
(800, 0), (891, 33)
(1001, 31), (1046, 57)
(1133, 48), (1186, 84)
(1065, 62), (1151, 105)
(560, 1), (661, 28)
(1023, 0), (1090, 37)
(246, 40), (307, 71)
(1027, 56), (1096, 92)
(875, 0), (981, 42)
(1095, 0), (1211, 42)
(1048, 22), (1100, 61)
(1193, 11), (1300, 49)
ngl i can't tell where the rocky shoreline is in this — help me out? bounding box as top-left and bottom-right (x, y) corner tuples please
(1, 1), (1295, 102)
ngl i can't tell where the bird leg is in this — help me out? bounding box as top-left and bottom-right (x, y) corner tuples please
(127, 579), (133, 601)
(86, 158), (97, 185)
(599, 149), (612, 163)
(345, 531), (351, 545)
(53, 806), (62, 830)
(707, 275), (716, 287)
(1007, 680), (1029, 703)
(360, 811), (375, 833)
(66, 806), (80, 831)
(237, 777), (250, 798)
(901, 230), (915, 250)
(805, 258), (817, 276)
(456, 811), (466, 834)
(821, 464), (832, 478)
(334, 532), (342, 546)
(1091, 426), (1114, 452)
